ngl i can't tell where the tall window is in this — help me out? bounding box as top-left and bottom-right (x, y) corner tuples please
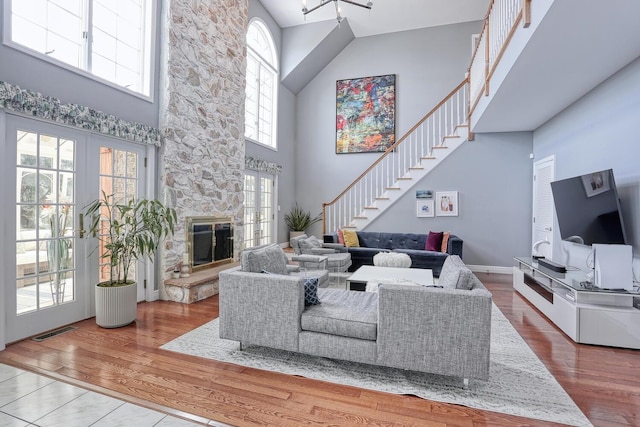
(6, 0), (154, 97)
(245, 20), (278, 149)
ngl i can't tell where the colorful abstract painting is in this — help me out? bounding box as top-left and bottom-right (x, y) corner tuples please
(336, 74), (396, 154)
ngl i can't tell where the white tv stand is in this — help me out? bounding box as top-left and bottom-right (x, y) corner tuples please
(513, 257), (640, 349)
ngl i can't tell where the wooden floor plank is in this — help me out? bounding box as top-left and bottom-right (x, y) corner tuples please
(1, 272), (639, 426)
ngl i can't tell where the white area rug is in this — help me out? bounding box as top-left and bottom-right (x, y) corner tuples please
(161, 305), (591, 426)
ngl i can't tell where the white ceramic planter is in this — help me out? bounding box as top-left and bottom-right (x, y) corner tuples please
(95, 282), (137, 328)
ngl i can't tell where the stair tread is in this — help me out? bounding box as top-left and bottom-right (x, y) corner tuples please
(398, 177), (412, 180)
(364, 206), (379, 210)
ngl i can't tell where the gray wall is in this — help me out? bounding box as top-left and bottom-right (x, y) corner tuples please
(246, 0), (297, 244)
(365, 132), (533, 268)
(534, 56), (640, 271)
(295, 21), (483, 222)
(0, 2), (161, 127)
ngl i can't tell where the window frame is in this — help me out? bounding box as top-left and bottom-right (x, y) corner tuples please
(2, 0), (156, 101)
(245, 19), (278, 150)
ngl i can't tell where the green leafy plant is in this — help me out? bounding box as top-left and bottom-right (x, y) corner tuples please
(85, 191), (177, 287)
(284, 203), (322, 232)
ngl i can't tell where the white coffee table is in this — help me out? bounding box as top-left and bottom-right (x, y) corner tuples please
(346, 265), (434, 291)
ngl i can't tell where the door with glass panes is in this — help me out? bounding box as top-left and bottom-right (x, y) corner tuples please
(5, 116), (89, 342)
(244, 171), (275, 249)
(4, 115), (147, 343)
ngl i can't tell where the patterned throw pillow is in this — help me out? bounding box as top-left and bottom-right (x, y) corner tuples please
(303, 277), (320, 306)
(337, 229), (345, 245)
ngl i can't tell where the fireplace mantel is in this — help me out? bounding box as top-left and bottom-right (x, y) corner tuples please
(164, 261), (239, 303)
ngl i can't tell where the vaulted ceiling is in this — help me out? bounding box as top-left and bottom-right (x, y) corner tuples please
(260, 0), (490, 37)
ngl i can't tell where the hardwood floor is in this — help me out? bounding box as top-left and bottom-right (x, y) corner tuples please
(1, 273), (639, 426)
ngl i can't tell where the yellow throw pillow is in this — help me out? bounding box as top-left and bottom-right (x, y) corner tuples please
(342, 229), (360, 247)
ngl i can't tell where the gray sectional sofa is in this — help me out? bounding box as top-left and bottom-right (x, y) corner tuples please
(219, 252), (492, 383)
(323, 231), (463, 276)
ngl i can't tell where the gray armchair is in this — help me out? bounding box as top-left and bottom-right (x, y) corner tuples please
(240, 243), (329, 287)
(290, 234), (352, 273)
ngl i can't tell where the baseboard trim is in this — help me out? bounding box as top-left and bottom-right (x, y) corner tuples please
(467, 265), (513, 275)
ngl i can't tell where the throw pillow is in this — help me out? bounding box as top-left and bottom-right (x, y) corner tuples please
(342, 229), (360, 247)
(337, 229), (345, 245)
(299, 236), (322, 251)
(241, 243), (288, 275)
(441, 231), (451, 253)
(303, 277), (320, 306)
(425, 231), (443, 251)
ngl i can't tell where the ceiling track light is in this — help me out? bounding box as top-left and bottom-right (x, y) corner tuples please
(302, 0), (373, 26)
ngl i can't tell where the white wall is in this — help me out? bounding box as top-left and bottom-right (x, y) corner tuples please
(534, 56), (640, 276)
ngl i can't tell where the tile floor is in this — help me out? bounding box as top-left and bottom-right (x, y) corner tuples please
(0, 363), (204, 427)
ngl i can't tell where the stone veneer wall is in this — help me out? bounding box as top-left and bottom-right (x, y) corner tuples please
(159, 0), (248, 301)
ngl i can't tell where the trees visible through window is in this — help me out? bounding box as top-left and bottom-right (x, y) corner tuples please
(245, 20), (278, 149)
(7, 0), (153, 97)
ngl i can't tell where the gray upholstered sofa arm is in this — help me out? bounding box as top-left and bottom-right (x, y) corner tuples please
(219, 268), (305, 352)
(376, 284), (492, 380)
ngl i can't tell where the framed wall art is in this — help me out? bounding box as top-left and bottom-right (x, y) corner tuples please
(435, 191), (459, 217)
(336, 74), (396, 154)
(416, 200), (434, 218)
(416, 190), (433, 199)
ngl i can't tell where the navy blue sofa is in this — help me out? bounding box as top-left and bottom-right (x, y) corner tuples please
(324, 231), (463, 277)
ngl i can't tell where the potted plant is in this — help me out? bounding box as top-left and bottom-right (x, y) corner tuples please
(84, 191), (176, 328)
(284, 203), (322, 245)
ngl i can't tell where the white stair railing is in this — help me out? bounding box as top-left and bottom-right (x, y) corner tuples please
(469, 0), (530, 114)
(323, 79), (469, 234)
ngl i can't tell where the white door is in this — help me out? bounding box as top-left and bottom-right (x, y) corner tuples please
(243, 171), (276, 249)
(3, 116), (149, 344)
(5, 116), (90, 343)
(532, 156), (555, 259)
(88, 136), (148, 302)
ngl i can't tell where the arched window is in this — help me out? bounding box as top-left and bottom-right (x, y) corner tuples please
(245, 20), (278, 149)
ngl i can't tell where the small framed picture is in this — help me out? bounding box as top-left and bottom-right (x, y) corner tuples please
(436, 191), (458, 217)
(415, 190), (433, 199)
(417, 200), (434, 218)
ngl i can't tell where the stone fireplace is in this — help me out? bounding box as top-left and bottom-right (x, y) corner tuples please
(158, 0), (247, 303)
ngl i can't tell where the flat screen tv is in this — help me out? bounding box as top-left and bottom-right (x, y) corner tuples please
(550, 169), (627, 246)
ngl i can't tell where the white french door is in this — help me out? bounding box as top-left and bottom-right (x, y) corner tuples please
(4, 116), (90, 343)
(243, 171), (276, 249)
(89, 135), (148, 302)
(3, 115), (149, 344)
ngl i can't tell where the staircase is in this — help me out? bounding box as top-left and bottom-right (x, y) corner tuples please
(323, 79), (470, 233)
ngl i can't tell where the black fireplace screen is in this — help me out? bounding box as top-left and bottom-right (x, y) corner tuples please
(187, 217), (233, 271)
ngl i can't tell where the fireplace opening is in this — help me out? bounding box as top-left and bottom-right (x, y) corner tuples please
(186, 217), (233, 272)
